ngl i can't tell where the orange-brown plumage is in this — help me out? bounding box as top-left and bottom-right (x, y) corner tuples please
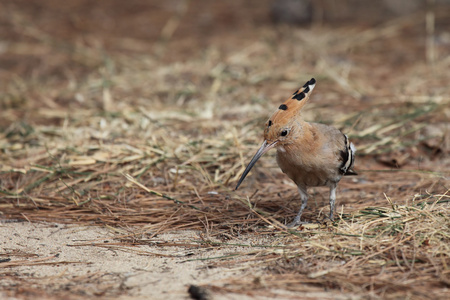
(235, 78), (356, 227)
(263, 80), (313, 144)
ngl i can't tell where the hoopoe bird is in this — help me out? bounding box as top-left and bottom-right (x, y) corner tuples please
(235, 78), (356, 227)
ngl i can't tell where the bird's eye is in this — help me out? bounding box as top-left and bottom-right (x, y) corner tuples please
(280, 130), (288, 137)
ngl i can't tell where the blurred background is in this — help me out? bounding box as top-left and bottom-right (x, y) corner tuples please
(1, 0), (449, 112)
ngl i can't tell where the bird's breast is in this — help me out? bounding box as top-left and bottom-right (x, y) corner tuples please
(276, 145), (341, 187)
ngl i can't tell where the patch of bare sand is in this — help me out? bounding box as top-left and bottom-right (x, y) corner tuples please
(1, 222), (274, 300)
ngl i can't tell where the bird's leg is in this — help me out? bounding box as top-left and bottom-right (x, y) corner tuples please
(286, 186), (308, 228)
(328, 183), (337, 221)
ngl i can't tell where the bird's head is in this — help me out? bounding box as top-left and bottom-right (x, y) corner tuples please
(235, 78), (316, 190)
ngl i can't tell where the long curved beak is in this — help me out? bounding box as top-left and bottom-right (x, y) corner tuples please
(235, 140), (278, 190)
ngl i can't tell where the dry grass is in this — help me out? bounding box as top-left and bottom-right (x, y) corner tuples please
(1, 0), (449, 299)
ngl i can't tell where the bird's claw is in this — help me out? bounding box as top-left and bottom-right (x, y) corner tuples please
(285, 219), (309, 229)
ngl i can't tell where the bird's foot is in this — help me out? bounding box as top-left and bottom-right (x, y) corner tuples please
(328, 214), (335, 222)
(286, 218), (309, 229)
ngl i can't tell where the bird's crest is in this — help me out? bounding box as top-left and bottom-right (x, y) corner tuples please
(264, 78), (316, 140)
(271, 78), (315, 124)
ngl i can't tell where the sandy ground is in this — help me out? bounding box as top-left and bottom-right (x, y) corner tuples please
(1, 222), (269, 300)
(1, 223), (364, 300)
